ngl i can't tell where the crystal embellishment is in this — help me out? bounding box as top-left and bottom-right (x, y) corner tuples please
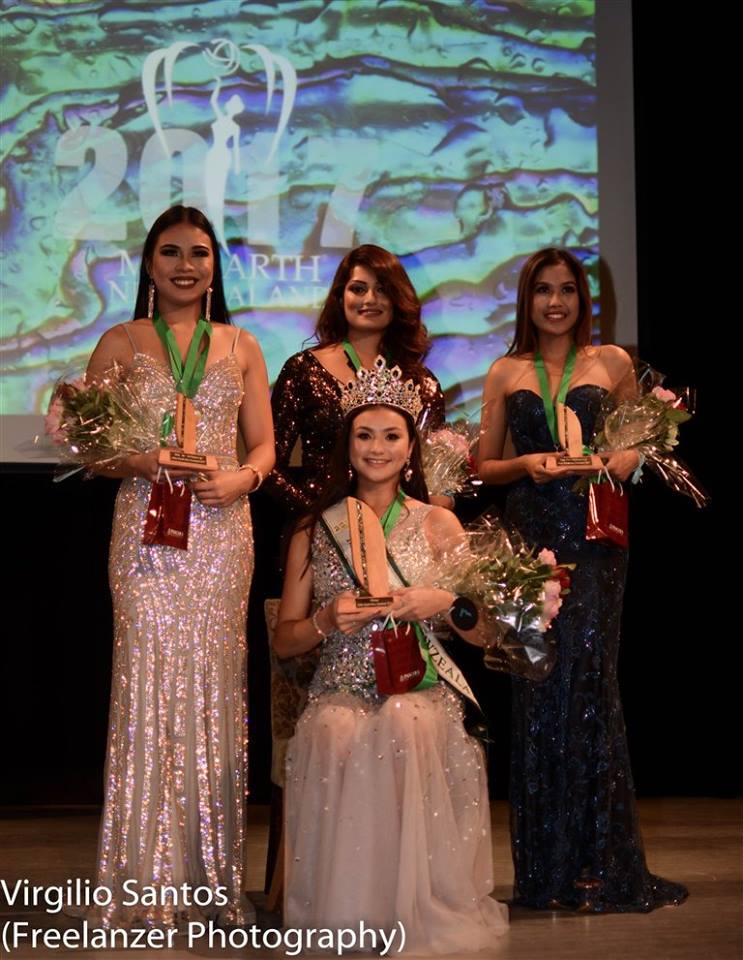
(340, 355), (424, 421)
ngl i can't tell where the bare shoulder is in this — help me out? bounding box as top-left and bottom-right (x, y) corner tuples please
(92, 322), (136, 358)
(422, 503), (463, 535)
(231, 326), (266, 365)
(597, 343), (633, 377)
(87, 322), (141, 376)
(402, 497), (440, 521)
(101, 322), (133, 345)
(422, 503), (465, 556)
(483, 354), (523, 393)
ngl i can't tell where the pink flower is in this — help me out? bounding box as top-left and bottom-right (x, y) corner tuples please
(44, 396), (67, 445)
(652, 386), (677, 403)
(538, 548), (557, 567)
(543, 579), (561, 600)
(540, 593), (563, 630)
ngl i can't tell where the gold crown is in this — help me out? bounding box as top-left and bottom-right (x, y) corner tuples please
(340, 355), (423, 421)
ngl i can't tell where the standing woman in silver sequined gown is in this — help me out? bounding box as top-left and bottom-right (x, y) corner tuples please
(260, 244), (448, 893)
(86, 206), (275, 928)
(273, 369), (508, 953)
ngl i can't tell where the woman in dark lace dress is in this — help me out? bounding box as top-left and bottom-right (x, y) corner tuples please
(264, 244), (445, 518)
(478, 247), (687, 912)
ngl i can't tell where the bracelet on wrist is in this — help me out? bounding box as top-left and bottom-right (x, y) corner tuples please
(311, 606), (329, 639)
(238, 462), (263, 491)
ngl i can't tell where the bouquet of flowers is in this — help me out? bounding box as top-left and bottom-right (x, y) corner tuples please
(425, 513), (573, 681)
(43, 362), (161, 480)
(420, 421), (481, 497)
(588, 362), (707, 507)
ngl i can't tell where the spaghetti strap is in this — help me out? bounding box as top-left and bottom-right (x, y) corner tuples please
(231, 327), (242, 353)
(121, 323), (137, 357)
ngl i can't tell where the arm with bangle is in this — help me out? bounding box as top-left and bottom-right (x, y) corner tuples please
(273, 526), (373, 659)
(238, 461), (264, 492)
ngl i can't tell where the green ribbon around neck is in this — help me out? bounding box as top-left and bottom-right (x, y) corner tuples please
(379, 488), (406, 537)
(153, 312), (212, 444)
(534, 344), (577, 447)
(380, 490), (438, 690)
(342, 337), (392, 372)
(342, 337), (364, 372)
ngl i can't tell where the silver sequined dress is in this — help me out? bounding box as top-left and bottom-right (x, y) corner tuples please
(97, 350), (252, 928)
(284, 504), (508, 953)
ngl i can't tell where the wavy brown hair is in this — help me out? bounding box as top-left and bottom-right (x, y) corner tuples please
(133, 205), (231, 324)
(507, 247), (592, 356)
(315, 245), (430, 375)
(298, 404), (429, 542)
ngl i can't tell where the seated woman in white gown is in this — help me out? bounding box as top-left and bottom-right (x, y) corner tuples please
(273, 358), (508, 954)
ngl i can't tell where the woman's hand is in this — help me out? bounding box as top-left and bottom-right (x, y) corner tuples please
(603, 449), (640, 483)
(191, 469), (254, 508)
(321, 592), (385, 636)
(521, 452), (577, 484)
(125, 449), (194, 483)
(390, 586), (455, 621)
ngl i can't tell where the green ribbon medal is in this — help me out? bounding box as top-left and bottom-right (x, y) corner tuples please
(534, 344), (577, 448)
(342, 337), (364, 372)
(152, 312), (212, 444)
(380, 491), (438, 690)
(342, 337), (392, 372)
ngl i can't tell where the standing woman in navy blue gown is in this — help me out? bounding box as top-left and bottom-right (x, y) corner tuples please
(478, 247), (687, 912)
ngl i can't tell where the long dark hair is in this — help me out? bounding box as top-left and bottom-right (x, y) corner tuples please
(315, 245), (430, 376)
(507, 247), (592, 355)
(133, 205), (231, 324)
(299, 404), (430, 540)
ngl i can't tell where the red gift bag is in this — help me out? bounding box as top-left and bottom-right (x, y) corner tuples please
(585, 480), (628, 549)
(142, 480), (192, 549)
(371, 623), (426, 695)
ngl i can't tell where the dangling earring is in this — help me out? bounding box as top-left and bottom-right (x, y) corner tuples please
(347, 464), (354, 483)
(147, 280), (155, 319)
(403, 458), (413, 482)
(205, 286), (213, 323)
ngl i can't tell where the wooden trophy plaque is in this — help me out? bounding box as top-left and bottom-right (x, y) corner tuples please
(158, 394), (218, 471)
(337, 497), (394, 616)
(545, 403), (603, 475)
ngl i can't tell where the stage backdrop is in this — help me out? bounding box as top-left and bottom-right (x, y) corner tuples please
(1, 0), (635, 460)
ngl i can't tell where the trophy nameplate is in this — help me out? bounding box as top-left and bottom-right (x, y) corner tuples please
(337, 497), (394, 614)
(352, 595), (394, 609)
(158, 394), (218, 471)
(545, 402), (603, 475)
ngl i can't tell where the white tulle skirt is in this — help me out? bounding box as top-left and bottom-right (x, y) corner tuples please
(284, 684), (508, 954)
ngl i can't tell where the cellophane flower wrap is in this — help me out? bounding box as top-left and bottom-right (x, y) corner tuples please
(422, 512), (573, 681)
(420, 420), (480, 497)
(589, 361), (707, 507)
(43, 362), (162, 480)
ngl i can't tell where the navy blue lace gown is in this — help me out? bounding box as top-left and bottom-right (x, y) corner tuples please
(504, 385), (687, 912)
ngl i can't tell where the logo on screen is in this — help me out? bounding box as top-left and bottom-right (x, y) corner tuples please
(143, 39), (296, 252)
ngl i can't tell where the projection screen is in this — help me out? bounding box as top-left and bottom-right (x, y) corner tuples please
(0, 0), (635, 462)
